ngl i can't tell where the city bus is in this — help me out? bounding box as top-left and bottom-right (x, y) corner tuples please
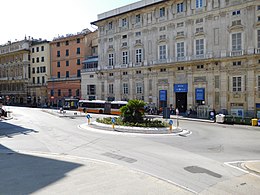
(110, 101), (128, 115)
(78, 100), (128, 115)
(63, 98), (79, 110)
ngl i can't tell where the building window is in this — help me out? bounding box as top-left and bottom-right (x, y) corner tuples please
(233, 61), (241, 66)
(58, 89), (61, 96)
(66, 71), (69, 78)
(258, 30), (260, 48)
(32, 58), (35, 63)
(159, 7), (165, 17)
(196, 18), (203, 24)
(66, 60), (69, 66)
(41, 46), (44, 51)
(57, 51), (60, 57)
(160, 68), (166, 72)
(135, 31), (141, 37)
(66, 40), (69, 45)
(196, 39), (204, 55)
(136, 70), (141, 74)
(122, 51), (128, 64)
(87, 85), (96, 95)
(76, 89), (80, 97)
(77, 59), (80, 65)
(123, 83), (128, 94)
(57, 72), (60, 78)
(77, 70), (81, 77)
(76, 48), (80, 54)
(37, 67), (40, 73)
(196, 0), (203, 8)
(177, 2), (184, 13)
(37, 77), (40, 84)
(136, 49), (142, 63)
(36, 47), (39, 52)
(177, 42), (185, 58)
(196, 27), (204, 33)
(232, 76), (242, 92)
(122, 18), (127, 27)
(51, 89), (54, 96)
(108, 22), (113, 30)
(36, 57), (39, 63)
(177, 22), (184, 28)
(77, 38), (80, 43)
(109, 84), (114, 94)
(32, 67), (35, 74)
(68, 89), (72, 97)
(41, 57), (44, 62)
(197, 64), (204, 69)
(123, 71), (128, 75)
(56, 42), (60, 47)
(232, 33), (242, 51)
(122, 42), (127, 47)
(32, 48), (35, 53)
(122, 34), (127, 39)
(178, 66), (184, 70)
(258, 16), (260, 22)
(42, 76), (45, 84)
(90, 75), (94, 78)
(109, 53), (114, 66)
(109, 73), (114, 76)
(136, 14), (141, 23)
(33, 77), (35, 84)
(257, 5), (260, 10)
(57, 61), (60, 67)
(136, 83), (143, 94)
(109, 38), (113, 42)
(232, 10), (241, 15)
(159, 45), (167, 60)
(65, 49), (70, 56)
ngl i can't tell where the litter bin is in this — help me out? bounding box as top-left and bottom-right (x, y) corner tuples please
(216, 114), (225, 123)
(252, 119), (258, 126)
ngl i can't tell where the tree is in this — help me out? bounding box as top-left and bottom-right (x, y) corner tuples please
(120, 99), (146, 123)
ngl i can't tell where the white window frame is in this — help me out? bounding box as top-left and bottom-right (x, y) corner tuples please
(136, 82), (143, 94)
(177, 2), (184, 13)
(136, 14), (141, 23)
(232, 76), (242, 92)
(122, 51), (128, 65)
(195, 39), (204, 56)
(159, 45), (167, 60)
(232, 32), (242, 51)
(123, 83), (129, 94)
(108, 53), (114, 66)
(136, 49), (142, 63)
(258, 30), (260, 48)
(196, 0), (203, 8)
(122, 18), (127, 27)
(159, 7), (165, 17)
(176, 42), (185, 58)
(108, 22), (113, 30)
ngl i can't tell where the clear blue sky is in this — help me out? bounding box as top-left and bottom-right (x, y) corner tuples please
(0, 0), (139, 45)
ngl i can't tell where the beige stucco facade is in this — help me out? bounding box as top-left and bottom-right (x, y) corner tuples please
(28, 40), (50, 106)
(84, 0), (260, 117)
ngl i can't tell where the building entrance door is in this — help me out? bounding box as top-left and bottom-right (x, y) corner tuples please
(175, 92), (187, 113)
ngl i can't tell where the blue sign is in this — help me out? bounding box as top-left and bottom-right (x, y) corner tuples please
(169, 120), (173, 125)
(111, 118), (115, 123)
(256, 103), (260, 108)
(86, 114), (91, 119)
(195, 88), (205, 101)
(159, 90), (167, 101)
(174, 83), (188, 93)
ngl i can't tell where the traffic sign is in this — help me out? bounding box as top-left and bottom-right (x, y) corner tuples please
(111, 118), (115, 123)
(86, 114), (91, 119)
(169, 120), (173, 125)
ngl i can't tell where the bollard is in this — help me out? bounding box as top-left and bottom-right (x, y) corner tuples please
(168, 120), (173, 133)
(111, 118), (115, 130)
(88, 118), (90, 125)
(86, 114), (91, 125)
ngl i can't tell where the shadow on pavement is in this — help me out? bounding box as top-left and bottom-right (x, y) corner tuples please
(0, 120), (38, 138)
(0, 145), (82, 194)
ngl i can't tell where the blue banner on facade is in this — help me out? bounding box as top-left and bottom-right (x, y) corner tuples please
(159, 90), (167, 101)
(195, 88), (205, 101)
(174, 83), (188, 93)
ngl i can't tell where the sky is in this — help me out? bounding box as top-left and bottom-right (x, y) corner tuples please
(0, 0), (140, 45)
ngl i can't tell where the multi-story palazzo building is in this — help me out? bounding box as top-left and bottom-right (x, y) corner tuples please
(0, 38), (31, 105)
(48, 29), (95, 107)
(89, 0), (260, 117)
(28, 40), (50, 106)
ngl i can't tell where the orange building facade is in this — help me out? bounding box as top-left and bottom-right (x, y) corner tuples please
(47, 29), (94, 107)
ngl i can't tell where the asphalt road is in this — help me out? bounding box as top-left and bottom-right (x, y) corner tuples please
(1, 106), (260, 194)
